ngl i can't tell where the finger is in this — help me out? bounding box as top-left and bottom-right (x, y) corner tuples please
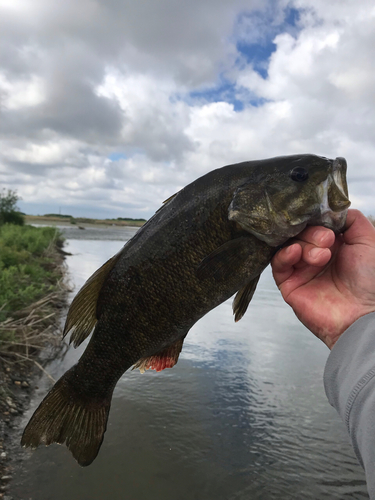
(301, 245), (332, 268)
(289, 233), (343, 286)
(272, 240), (332, 284)
(273, 243), (333, 300)
(277, 260), (330, 301)
(291, 225), (335, 248)
(272, 243), (302, 273)
(277, 240), (332, 270)
(272, 243), (302, 287)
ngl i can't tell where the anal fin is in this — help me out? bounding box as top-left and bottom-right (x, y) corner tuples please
(133, 338), (184, 374)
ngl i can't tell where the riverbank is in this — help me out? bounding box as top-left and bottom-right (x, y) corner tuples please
(0, 224), (69, 498)
(25, 214), (146, 228)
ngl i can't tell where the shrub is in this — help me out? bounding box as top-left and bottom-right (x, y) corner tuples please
(0, 188), (25, 226)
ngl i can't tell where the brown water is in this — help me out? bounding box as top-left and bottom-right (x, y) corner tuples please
(10, 225), (368, 499)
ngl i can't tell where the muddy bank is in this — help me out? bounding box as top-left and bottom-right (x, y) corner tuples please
(0, 251), (68, 499)
(0, 360), (40, 498)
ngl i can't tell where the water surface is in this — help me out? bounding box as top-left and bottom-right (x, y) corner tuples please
(11, 225), (368, 499)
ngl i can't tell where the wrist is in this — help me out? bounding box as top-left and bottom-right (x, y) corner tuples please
(321, 307), (375, 350)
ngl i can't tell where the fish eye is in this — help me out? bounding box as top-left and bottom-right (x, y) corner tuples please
(290, 167), (309, 182)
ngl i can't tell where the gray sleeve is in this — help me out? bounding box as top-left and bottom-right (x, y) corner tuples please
(324, 312), (375, 498)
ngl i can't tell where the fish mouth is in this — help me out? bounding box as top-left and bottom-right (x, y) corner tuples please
(312, 157), (351, 232)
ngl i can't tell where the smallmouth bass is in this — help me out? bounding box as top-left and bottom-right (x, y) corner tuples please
(21, 154), (350, 465)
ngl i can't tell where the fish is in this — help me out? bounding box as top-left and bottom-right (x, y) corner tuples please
(21, 154), (350, 466)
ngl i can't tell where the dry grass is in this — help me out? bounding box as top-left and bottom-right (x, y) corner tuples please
(0, 276), (70, 382)
(0, 290), (68, 381)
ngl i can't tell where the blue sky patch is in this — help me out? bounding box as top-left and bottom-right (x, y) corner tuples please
(236, 40), (276, 79)
(187, 5), (302, 109)
(190, 80), (244, 111)
(235, 6), (301, 79)
(284, 6), (300, 28)
(109, 152), (128, 161)
(108, 147), (145, 161)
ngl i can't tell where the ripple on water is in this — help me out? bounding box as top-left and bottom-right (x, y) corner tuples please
(9, 234), (369, 500)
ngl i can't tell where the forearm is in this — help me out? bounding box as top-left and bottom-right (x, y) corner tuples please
(324, 312), (375, 498)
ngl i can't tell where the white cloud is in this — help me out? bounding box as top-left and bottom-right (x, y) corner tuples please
(4, 139), (80, 164)
(0, 73), (45, 109)
(0, 0), (374, 218)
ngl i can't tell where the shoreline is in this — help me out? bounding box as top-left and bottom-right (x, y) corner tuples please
(25, 215), (145, 228)
(0, 241), (68, 499)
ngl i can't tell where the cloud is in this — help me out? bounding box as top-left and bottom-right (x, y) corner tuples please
(0, 0), (374, 218)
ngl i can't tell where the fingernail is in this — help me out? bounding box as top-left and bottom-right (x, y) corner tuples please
(309, 247), (323, 259)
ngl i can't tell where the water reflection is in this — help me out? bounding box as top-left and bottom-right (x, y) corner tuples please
(10, 225), (368, 499)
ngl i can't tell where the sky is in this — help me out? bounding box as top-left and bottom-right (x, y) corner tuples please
(0, 0), (374, 219)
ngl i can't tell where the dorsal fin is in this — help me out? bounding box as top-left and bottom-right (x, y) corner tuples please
(154, 192), (179, 214)
(63, 250), (123, 347)
(162, 192), (178, 204)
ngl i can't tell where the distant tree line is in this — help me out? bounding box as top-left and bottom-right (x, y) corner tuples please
(0, 189), (24, 226)
(113, 217), (147, 222)
(41, 214), (147, 222)
(44, 213), (73, 218)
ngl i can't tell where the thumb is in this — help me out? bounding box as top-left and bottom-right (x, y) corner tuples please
(343, 210), (375, 246)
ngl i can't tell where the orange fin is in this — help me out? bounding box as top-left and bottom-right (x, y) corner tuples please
(133, 338), (184, 374)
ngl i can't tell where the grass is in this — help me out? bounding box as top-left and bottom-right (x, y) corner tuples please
(0, 224), (64, 320)
(0, 224), (67, 365)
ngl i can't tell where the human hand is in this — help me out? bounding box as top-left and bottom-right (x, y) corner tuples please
(271, 209), (375, 349)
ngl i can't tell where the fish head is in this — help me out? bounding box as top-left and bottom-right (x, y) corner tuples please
(228, 155), (350, 246)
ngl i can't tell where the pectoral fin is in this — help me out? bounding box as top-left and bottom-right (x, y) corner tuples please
(196, 237), (254, 282)
(63, 250), (123, 347)
(232, 275), (260, 322)
(132, 338), (184, 373)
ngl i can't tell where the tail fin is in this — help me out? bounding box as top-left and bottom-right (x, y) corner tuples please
(21, 373), (111, 466)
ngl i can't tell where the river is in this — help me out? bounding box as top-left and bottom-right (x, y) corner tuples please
(10, 224), (368, 499)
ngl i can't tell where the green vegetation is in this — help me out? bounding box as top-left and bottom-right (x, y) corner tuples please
(115, 217), (147, 222)
(43, 213), (73, 218)
(26, 214), (146, 227)
(0, 188), (25, 226)
(0, 224), (63, 323)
